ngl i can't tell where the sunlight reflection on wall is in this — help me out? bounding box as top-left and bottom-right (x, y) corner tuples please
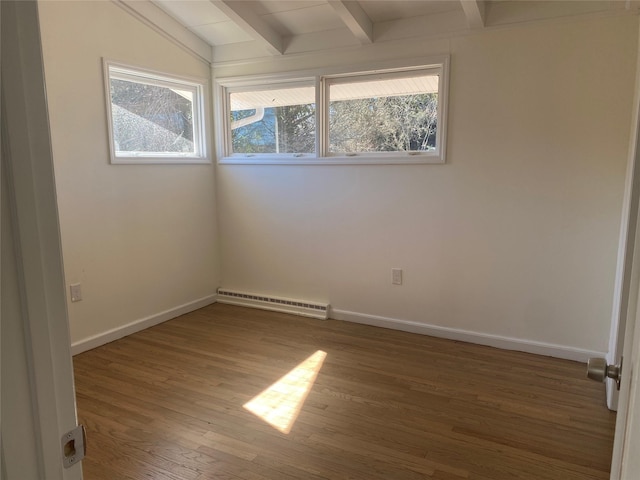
(243, 350), (327, 434)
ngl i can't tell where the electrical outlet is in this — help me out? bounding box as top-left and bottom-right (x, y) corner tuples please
(70, 283), (82, 302)
(392, 268), (403, 285)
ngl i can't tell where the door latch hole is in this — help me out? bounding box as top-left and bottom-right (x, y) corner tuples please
(63, 439), (76, 458)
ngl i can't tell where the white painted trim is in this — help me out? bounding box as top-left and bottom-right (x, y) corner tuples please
(71, 294), (217, 355)
(331, 309), (605, 363)
(218, 155), (445, 166)
(113, 0), (213, 64)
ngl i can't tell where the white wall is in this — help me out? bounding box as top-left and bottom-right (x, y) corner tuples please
(214, 15), (638, 357)
(37, 1), (220, 348)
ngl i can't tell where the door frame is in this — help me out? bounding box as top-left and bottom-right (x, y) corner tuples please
(1, 1), (82, 478)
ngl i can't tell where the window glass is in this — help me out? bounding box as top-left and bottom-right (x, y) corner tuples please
(110, 79), (196, 155)
(230, 85), (316, 155)
(328, 73), (439, 154)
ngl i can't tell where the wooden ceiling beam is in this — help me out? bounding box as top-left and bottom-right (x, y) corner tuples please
(327, 1), (373, 44)
(210, 0), (284, 55)
(460, 0), (486, 29)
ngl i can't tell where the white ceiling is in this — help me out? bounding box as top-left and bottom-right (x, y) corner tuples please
(128, 0), (638, 63)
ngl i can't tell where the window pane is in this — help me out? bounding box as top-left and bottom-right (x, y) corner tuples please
(230, 86), (315, 155)
(110, 78), (195, 155)
(329, 74), (438, 153)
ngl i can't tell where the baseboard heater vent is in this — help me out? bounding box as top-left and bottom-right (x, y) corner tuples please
(216, 288), (329, 320)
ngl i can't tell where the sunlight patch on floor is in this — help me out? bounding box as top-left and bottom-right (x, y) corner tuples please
(243, 350), (327, 434)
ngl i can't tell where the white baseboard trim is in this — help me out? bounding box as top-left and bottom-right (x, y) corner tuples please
(330, 308), (604, 363)
(71, 294), (217, 355)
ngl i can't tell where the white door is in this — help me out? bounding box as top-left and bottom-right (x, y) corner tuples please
(609, 186), (640, 479)
(610, 202), (640, 478)
(606, 19), (640, 480)
(1, 1), (83, 479)
(614, 283), (640, 477)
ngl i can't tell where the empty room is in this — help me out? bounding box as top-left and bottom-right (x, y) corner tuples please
(4, 0), (640, 479)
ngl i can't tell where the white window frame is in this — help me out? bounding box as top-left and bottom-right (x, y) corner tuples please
(103, 60), (210, 165)
(215, 56), (449, 165)
(223, 78), (318, 160)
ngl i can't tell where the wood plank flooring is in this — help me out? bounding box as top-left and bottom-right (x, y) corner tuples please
(73, 303), (616, 480)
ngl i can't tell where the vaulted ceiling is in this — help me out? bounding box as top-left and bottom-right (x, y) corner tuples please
(116, 0), (639, 64)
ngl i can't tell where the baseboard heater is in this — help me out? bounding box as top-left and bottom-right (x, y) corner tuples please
(216, 288), (329, 320)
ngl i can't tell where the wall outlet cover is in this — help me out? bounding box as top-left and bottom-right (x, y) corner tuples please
(70, 283), (82, 302)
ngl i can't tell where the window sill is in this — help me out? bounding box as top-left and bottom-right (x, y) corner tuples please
(111, 156), (211, 165)
(218, 154), (444, 165)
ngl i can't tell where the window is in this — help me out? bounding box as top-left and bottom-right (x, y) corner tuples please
(104, 61), (208, 164)
(230, 83), (316, 155)
(216, 57), (448, 164)
(327, 71), (439, 155)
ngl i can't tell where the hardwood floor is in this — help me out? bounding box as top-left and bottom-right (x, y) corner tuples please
(74, 303), (616, 480)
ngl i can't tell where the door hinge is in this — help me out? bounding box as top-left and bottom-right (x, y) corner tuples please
(61, 425), (86, 468)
